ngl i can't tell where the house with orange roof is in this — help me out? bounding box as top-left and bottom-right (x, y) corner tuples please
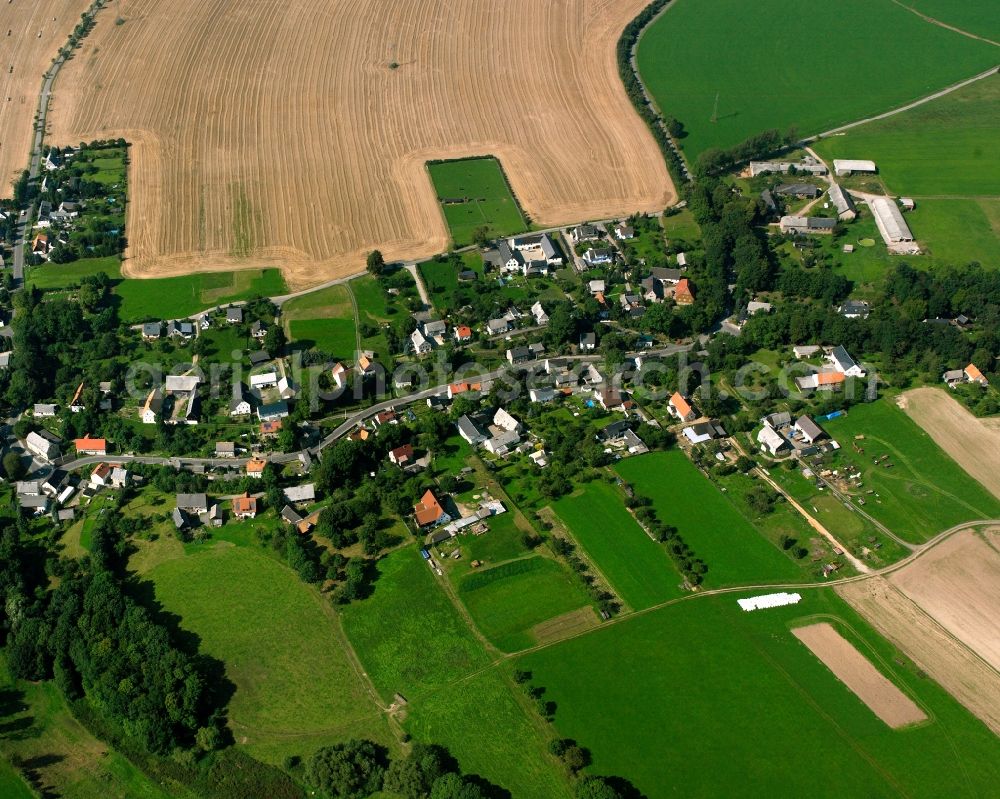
(348, 427), (370, 442)
(74, 436), (107, 456)
(246, 456), (267, 478)
(232, 492), (258, 520)
(965, 363), (989, 386)
(259, 419), (283, 438)
(356, 354), (377, 377)
(413, 489), (451, 528)
(447, 381), (482, 400)
(454, 325), (473, 343)
(794, 371), (846, 392)
(330, 362), (347, 388)
(674, 279), (695, 305)
(668, 391), (696, 421)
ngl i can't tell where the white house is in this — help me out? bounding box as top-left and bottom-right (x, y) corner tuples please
(582, 248), (613, 267)
(757, 426), (788, 456)
(141, 389), (163, 424)
(493, 408), (523, 434)
(531, 302), (549, 326)
(26, 431), (60, 462)
(827, 345), (866, 378)
(409, 329), (433, 355)
(250, 371), (279, 390)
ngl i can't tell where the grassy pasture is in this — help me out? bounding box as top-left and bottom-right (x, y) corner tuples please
(282, 283), (358, 356)
(457, 556), (592, 651)
(428, 158), (527, 247)
(636, 0), (999, 158)
(147, 544), (392, 764)
(552, 479), (684, 609)
(27, 256), (122, 289)
(615, 451), (805, 586)
(114, 269), (287, 321)
(339, 548), (489, 701)
(520, 590), (1000, 799)
(821, 400), (1000, 541)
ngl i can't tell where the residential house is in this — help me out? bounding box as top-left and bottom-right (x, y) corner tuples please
(90, 463), (112, 488)
(582, 248), (613, 267)
(141, 322), (162, 340)
(571, 224), (599, 244)
(230, 386), (252, 416)
(216, 442), (237, 458)
(613, 222), (635, 240)
(283, 484), (316, 504)
(373, 410), (397, 427)
(167, 320), (195, 339)
(774, 184), (821, 199)
(232, 493), (258, 520)
(74, 436), (107, 456)
(166, 375), (200, 395)
(33, 403), (57, 417)
(330, 362), (348, 388)
(246, 457), (267, 478)
(226, 307), (244, 324)
(683, 421), (727, 445)
(249, 349), (272, 366)
(484, 430), (520, 456)
(942, 369), (966, 388)
(674, 278), (695, 305)
(356, 354), (378, 378)
(838, 300), (870, 319)
(260, 419), (283, 438)
(668, 392), (697, 422)
(507, 346), (532, 365)
(447, 381), (481, 400)
(69, 382), (86, 413)
(620, 293), (645, 318)
(676, 252), (688, 267)
(793, 345), (822, 359)
(964, 363), (989, 387)
(794, 416), (826, 444)
(596, 387), (628, 413)
(26, 431), (60, 461)
(588, 279), (606, 295)
(762, 411), (792, 430)
(579, 332), (596, 351)
(497, 240), (524, 273)
(109, 467), (129, 489)
(32, 234), (49, 255)
(529, 387), (557, 403)
(531, 302), (549, 326)
(250, 320), (267, 339)
(278, 376), (297, 400)
(389, 444), (414, 466)
(827, 345), (866, 378)
(409, 328), (432, 355)
(794, 371), (846, 391)
(177, 493), (209, 515)
(16, 481), (41, 497)
(493, 408), (522, 434)
(457, 414), (486, 445)
(250, 371), (278, 390)
(413, 490), (451, 528)
(257, 400), (289, 421)
(281, 505), (304, 527)
(487, 317), (511, 336)
(539, 234), (563, 264)
(757, 426), (788, 456)
(454, 325), (473, 343)
(140, 389), (163, 424)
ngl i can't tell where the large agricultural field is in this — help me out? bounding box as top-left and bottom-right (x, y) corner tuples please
(902, 0), (1000, 42)
(520, 589), (1000, 799)
(0, 0), (92, 193)
(636, 0), (999, 158)
(46, 0), (672, 288)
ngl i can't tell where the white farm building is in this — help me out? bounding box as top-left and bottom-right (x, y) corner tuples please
(833, 159), (876, 177)
(870, 198), (917, 253)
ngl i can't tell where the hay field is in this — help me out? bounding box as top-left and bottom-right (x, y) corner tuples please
(900, 388), (1000, 501)
(47, 0), (674, 289)
(0, 0), (92, 194)
(792, 623), (926, 728)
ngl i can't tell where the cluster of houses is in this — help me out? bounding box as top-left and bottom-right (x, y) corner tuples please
(483, 233), (564, 277)
(173, 477), (317, 534)
(789, 345), (867, 392)
(943, 363), (990, 389)
(757, 411), (839, 458)
(15, 457), (130, 521)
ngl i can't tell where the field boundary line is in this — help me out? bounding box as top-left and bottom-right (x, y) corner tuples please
(890, 0), (1000, 47)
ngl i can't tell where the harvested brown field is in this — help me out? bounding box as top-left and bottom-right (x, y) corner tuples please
(0, 0), (92, 194)
(47, 0), (674, 289)
(899, 387), (1000, 501)
(890, 528), (1000, 671)
(838, 574), (1000, 735)
(792, 622), (926, 728)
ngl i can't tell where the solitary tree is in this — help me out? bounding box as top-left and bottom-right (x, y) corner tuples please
(366, 250), (386, 277)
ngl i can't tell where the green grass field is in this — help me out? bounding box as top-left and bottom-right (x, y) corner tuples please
(339, 548), (572, 798)
(821, 400), (1000, 541)
(521, 590), (1000, 798)
(457, 556), (591, 651)
(27, 256), (123, 289)
(637, 0), (999, 158)
(813, 76), (1000, 197)
(282, 283), (358, 355)
(552, 480), (684, 609)
(615, 452), (805, 586)
(148, 544), (392, 763)
(904, 0), (1000, 41)
(116, 269), (287, 321)
(428, 158), (527, 247)
(339, 548), (489, 700)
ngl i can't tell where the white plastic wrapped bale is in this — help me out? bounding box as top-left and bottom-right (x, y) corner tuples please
(737, 592), (802, 612)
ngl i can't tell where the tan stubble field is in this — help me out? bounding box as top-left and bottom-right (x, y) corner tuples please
(0, 0), (93, 194)
(46, 0), (675, 289)
(899, 387), (1000, 501)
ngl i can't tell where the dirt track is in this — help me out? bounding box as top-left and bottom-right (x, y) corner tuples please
(0, 0), (92, 195)
(899, 388), (1000, 501)
(46, 0), (674, 289)
(792, 622), (926, 728)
